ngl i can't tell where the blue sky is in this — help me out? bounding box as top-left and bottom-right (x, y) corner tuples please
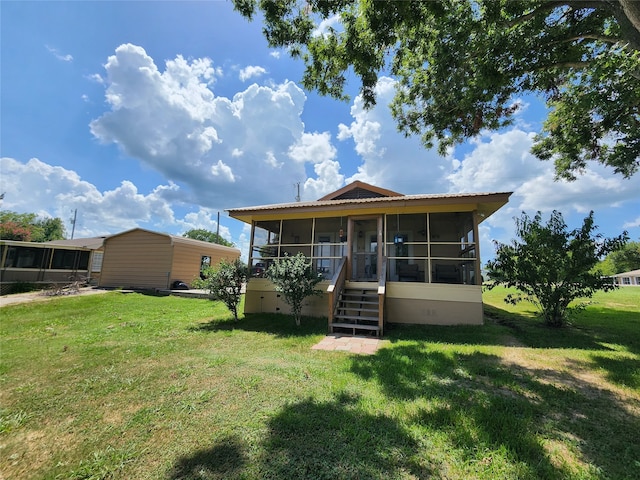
(1, 1), (638, 262)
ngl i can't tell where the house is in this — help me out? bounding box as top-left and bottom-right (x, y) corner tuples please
(45, 236), (107, 285)
(611, 269), (640, 286)
(98, 228), (240, 290)
(227, 181), (512, 335)
(0, 239), (98, 294)
(1, 228), (240, 294)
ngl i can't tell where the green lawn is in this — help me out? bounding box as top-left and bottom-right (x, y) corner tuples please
(1, 288), (638, 479)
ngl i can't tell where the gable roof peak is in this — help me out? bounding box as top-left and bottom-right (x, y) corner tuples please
(318, 181), (403, 201)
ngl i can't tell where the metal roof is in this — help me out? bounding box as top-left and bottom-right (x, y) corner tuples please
(227, 191), (513, 224)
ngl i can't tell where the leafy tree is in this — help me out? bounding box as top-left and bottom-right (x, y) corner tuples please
(39, 217), (66, 242)
(193, 258), (247, 321)
(183, 228), (234, 247)
(600, 240), (640, 274)
(0, 211), (66, 241)
(234, 0), (640, 179)
(265, 252), (324, 326)
(486, 210), (628, 327)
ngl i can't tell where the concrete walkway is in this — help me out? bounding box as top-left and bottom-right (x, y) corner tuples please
(311, 334), (385, 355)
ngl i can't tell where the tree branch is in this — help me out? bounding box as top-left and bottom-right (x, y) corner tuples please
(549, 34), (623, 45)
(505, 1), (606, 28)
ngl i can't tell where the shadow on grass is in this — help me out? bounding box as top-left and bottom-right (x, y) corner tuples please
(168, 435), (247, 480)
(481, 304), (640, 354)
(350, 344), (640, 479)
(589, 354), (640, 390)
(167, 394), (429, 480)
(189, 312), (327, 339)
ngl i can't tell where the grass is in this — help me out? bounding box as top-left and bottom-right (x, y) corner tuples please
(0, 287), (638, 479)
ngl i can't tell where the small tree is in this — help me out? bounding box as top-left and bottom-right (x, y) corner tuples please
(265, 252), (324, 326)
(486, 210), (627, 327)
(193, 258), (247, 322)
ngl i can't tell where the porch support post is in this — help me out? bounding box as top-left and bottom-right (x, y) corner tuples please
(473, 211), (481, 285)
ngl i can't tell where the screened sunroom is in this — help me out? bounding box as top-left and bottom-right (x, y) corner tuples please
(228, 181), (511, 330)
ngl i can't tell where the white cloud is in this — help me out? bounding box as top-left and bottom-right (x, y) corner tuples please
(210, 160), (235, 181)
(338, 76), (451, 193)
(0, 156), (251, 248)
(177, 208), (233, 243)
(239, 65), (267, 81)
(90, 44), (332, 208)
(624, 217), (640, 229)
(288, 131), (336, 164)
(312, 14), (341, 38)
(303, 159), (344, 200)
(269, 51), (282, 59)
(45, 45), (73, 62)
(446, 126), (640, 260)
(87, 73), (105, 84)
(0, 157), (177, 237)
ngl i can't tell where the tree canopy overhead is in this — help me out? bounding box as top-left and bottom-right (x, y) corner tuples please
(234, 0), (640, 180)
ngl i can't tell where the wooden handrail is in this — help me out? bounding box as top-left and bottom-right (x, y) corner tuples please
(377, 257), (387, 336)
(327, 256), (347, 329)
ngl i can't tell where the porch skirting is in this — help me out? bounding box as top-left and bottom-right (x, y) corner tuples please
(244, 280), (484, 326)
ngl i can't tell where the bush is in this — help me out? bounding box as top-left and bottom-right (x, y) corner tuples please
(265, 252), (324, 326)
(193, 259), (247, 321)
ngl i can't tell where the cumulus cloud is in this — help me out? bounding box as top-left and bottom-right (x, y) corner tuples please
(446, 126), (640, 257)
(177, 208), (233, 243)
(239, 65), (267, 81)
(90, 44), (332, 208)
(0, 157), (178, 237)
(338, 76), (451, 193)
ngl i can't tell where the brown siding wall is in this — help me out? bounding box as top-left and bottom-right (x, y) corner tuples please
(100, 231), (173, 289)
(171, 243), (239, 287)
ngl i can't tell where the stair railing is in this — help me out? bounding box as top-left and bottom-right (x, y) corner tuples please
(327, 256), (347, 331)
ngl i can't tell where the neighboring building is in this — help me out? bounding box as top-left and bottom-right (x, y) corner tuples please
(99, 228), (240, 290)
(1, 228), (240, 294)
(227, 181), (512, 335)
(45, 237), (107, 285)
(0, 239), (97, 294)
(611, 269), (640, 286)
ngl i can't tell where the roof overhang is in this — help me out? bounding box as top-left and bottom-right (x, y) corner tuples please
(227, 191), (513, 224)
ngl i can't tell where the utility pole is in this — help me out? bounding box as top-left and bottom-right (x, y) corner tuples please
(294, 182), (301, 202)
(216, 211), (220, 238)
(70, 209), (77, 239)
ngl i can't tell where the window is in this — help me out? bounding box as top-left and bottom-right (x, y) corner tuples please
(200, 256), (211, 279)
(91, 252), (104, 272)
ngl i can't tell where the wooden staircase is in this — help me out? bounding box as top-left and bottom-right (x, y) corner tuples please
(330, 285), (381, 337)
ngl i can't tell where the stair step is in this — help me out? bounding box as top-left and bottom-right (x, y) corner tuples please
(339, 298), (378, 305)
(331, 322), (379, 331)
(336, 307), (378, 318)
(334, 314), (379, 323)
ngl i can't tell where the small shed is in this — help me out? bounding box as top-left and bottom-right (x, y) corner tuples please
(99, 228), (239, 290)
